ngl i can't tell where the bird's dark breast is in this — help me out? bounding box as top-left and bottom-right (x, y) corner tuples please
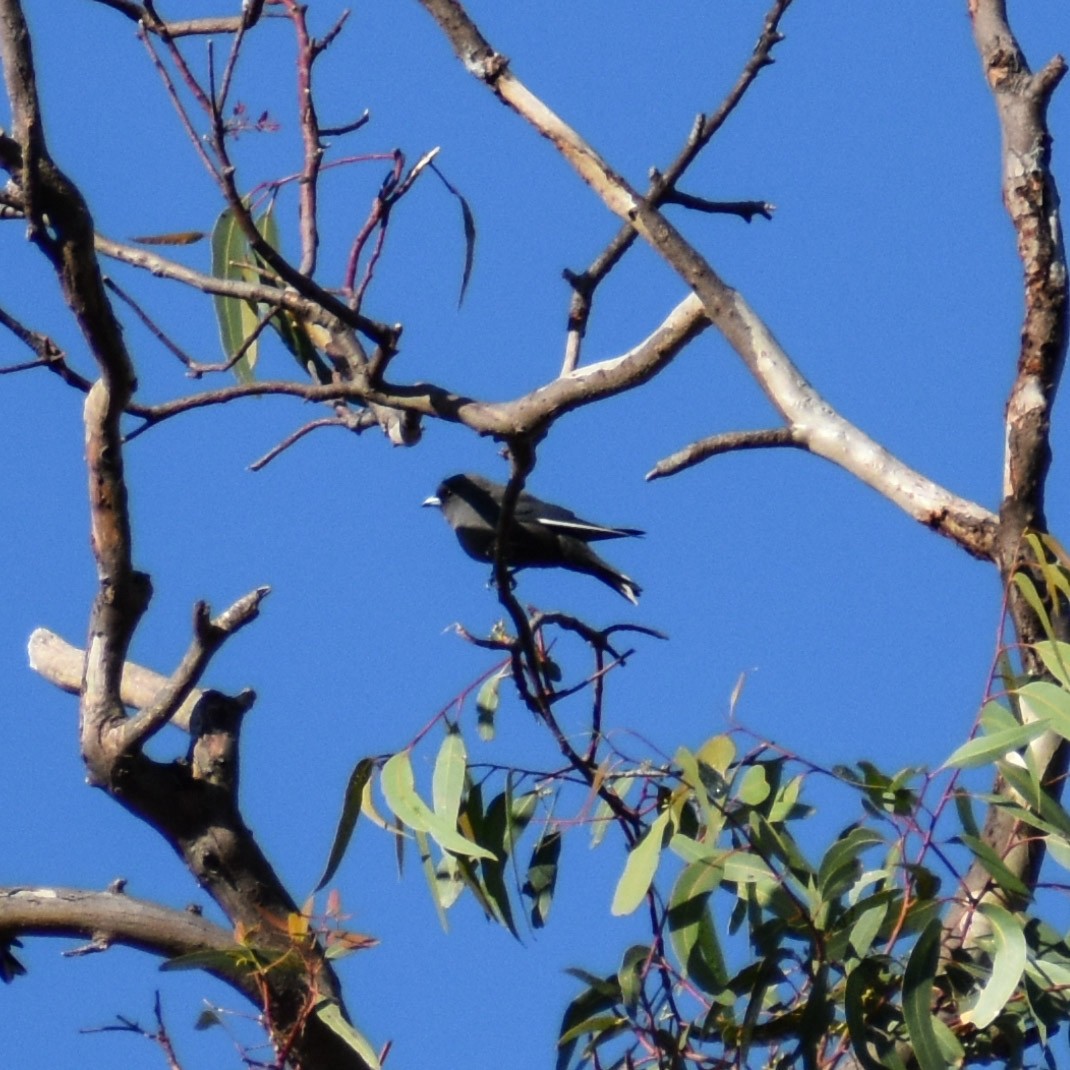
(453, 520), (561, 568)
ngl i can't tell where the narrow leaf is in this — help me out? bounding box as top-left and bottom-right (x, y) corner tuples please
(1018, 679), (1070, 739)
(314, 1000), (381, 1069)
(844, 960), (892, 1070)
(959, 904), (1026, 1028)
(430, 160), (477, 307)
(432, 729), (466, 826)
(1034, 640), (1070, 690)
(210, 207), (260, 382)
(1014, 572), (1055, 642)
(314, 757), (375, 891)
(943, 720), (1051, 769)
(415, 827), (449, 932)
(902, 917), (948, 1070)
(380, 751), (433, 833)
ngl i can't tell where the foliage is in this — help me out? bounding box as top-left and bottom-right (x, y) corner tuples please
(324, 548), (1070, 1068)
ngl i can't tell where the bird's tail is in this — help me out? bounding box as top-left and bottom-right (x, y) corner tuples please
(577, 550), (642, 605)
(613, 573), (642, 605)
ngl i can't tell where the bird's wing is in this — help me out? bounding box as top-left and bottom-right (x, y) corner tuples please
(515, 493), (643, 541)
(537, 517), (645, 540)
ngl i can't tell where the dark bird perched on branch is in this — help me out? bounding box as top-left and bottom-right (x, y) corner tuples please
(424, 473), (644, 604)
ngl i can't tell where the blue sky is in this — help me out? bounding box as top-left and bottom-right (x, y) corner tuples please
(2, 1), (1068, 1067)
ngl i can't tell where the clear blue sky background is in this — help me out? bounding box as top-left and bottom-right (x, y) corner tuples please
(2, 1), (1068, 1067)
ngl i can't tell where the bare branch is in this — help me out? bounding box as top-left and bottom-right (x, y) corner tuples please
(249, 414), (379, 471)
(0, 885), (248, 988)
(647, 427), (803, 480)
(91, 1), (246, 37)
(116, 588), (270, 752)
(659, 189), (774, 222)
(415, 0), (1000, 559)
(28, 627), (203, 733)
(103, 276), (202, 372)
(321, 109), (371, 138)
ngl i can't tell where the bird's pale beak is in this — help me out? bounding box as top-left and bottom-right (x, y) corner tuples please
(422, 495), (442, 508)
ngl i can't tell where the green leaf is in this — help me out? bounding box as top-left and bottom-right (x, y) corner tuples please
(380, 750), (433, 833)
(611, 808), (672, 916)
(432, 728), (466, 826)
(768, 773), (804, 822)
(160, 948), (254, 975)
(524, 827), (561, 929)
(193, 1008), (221, 1030)
(817, 827), (884, 899)
(943, 720), (1051, 769)
(1014, 571), (1055, 641)
(952, 789), (979, 839)
(979, 698), (1018, 734)
(617, 944), (648, 1012)
(959, 904), (1026, 1028)
(555, 974), (622, 1070)
(1017, 679), (1070, 739)
(557, 1013), (628, 1047)
(847, 895), (891, 959)
(1044, 834), (1070, 871)
(997, 759), (1070, 839)
(736, 764), (770, 806)
(722, 853), (778, 887)
(380, 750), (494, 860)
(210, 207), (261, 382)
(590, 774), (635, 848)
(1034, 640), (1070, 689)
(668, 832), (715, 865)
(415, 827), (449, 931)
(667, 858), (727, 994)
(475, 669), (505, 740)
(435, 853), (465, 909)
(958, 833), (1030, 898)
(844, 959), (893, 1070)
(902, 917), (949, 1070)
(472, 784), (538, 936)
(314, 757), (375, 892)
(314, 1000), (380, 1069)
(695, 734), (735, 774)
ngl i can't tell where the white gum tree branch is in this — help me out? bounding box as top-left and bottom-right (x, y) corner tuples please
(414, 0), (999, 559)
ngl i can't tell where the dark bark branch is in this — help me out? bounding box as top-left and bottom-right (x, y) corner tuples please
(659, 189), (774, 222)
(117, 291), (711, 443)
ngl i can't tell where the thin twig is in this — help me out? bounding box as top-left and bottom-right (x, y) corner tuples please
(560, 0), (795, 371)
(248, 415), (371, 471)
